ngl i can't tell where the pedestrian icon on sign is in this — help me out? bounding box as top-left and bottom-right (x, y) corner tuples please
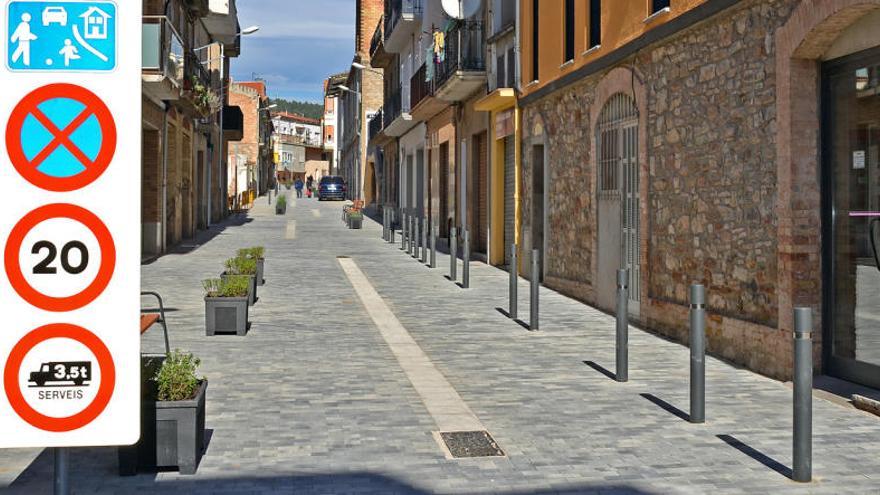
(10, 13), (38, 67)
(6, 1), (116, 71)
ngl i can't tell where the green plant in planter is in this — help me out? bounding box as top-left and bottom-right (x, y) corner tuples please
(276, 195), (287, 208)
(203, 276), (249, 297)
(224, 256), (257, 276)
(155, 350), (203, 402)
(237, 246), (265, 259)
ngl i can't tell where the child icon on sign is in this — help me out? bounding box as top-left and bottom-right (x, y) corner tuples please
(59, 39), (81, 67)
(10, 13), (38, 66)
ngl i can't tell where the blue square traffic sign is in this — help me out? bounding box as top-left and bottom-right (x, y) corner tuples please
(6, 1), (116, 71)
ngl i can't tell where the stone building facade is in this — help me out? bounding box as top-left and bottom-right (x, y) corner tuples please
(518, 0), (880, 386)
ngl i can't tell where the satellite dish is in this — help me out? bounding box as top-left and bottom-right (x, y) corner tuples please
(441, 0), (482, 19)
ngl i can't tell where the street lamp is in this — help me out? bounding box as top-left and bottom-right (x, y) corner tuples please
(351, 61), (383, 76)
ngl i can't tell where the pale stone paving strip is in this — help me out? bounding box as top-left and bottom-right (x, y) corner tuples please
(338, 257), (485, 434)
(285, 220), (296, 239)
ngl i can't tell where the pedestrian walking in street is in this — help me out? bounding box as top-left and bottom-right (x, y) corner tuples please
(294, 178), (304, 198)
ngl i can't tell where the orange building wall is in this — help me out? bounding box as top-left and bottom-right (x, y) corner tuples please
(521, 0), (707, 96)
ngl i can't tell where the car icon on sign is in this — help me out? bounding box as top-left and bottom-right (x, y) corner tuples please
(42, 6), (68, 26)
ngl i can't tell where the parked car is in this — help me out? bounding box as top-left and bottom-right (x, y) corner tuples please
(318, 176), (346, 201)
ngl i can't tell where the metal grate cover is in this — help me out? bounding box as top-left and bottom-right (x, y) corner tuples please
(440, 431), (504, 458)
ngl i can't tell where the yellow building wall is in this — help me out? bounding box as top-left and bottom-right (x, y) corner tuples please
(521, 0), (707, 95)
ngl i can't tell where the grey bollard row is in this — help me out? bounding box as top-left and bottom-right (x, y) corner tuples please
(616, 269), (628, 382)
(509, 246), (517, 319)
(430, 223), (437, 268)
(793, 307), (813, 483)
(462, 229), (470, 289)
(690, 284), (706, 423)
(421, 217), (428, 264)
(530, 250), (540, 330)
(449, 227), (457, 281)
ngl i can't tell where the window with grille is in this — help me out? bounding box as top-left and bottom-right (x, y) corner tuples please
(589, 0), (601, 48)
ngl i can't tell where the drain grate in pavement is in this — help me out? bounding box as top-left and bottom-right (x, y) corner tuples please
(336, 255), (350, 258)
(439, 431), (504, 458)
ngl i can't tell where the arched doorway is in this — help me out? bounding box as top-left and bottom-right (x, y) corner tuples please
(776, 0), (880, 387)
(596, 93), (640, 315)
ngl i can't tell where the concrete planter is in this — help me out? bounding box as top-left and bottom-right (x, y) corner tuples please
(255, 258), (265, 286)
(221, 272), (257, 306)
(349, 214), (363, 229)
(205, 295), (249, 336)
(154, 380), (207, 475)
(118, 363), (207, 476)
(275, 203), (286, 215)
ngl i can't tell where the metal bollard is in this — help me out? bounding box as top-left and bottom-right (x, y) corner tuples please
(422, 217), (428, 263)
(411, 216), (417, 256)
(450, 227), (457, 281)
(616, 269), (628, 382)
(430, 223), (437, 268)
(383, 209), (388, 240)
(462, 229), (470, 289)
(690, 284), (706, 423)
(509, 246), (517, 319)
(793, 307), (813, 483)
(55, 447), (69, 495)
(530, 250), (540, 330)
(413, 218), (421, 259)
(390, 211), (396, 244)
(401, 212), (407, 250)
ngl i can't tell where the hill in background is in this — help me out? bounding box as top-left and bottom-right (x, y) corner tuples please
(270, 98), (324, 120)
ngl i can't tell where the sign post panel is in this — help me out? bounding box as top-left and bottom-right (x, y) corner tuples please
(0, 0), (140, 447)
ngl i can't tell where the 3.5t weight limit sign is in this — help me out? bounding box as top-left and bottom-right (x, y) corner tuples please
(0, 1), (140, 448)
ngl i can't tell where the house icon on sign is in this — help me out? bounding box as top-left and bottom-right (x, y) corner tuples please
(80, 6), (111, 39)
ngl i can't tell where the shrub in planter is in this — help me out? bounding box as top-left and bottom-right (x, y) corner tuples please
(238, 247), (265, 286)
(348, 210), (363, 229)
(204, 277), (249, 335)
(223, 256), (257, 305)
(118, 351), (207, 476)
(275, 194), (287, 214)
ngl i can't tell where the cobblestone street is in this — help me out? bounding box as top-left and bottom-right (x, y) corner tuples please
(2, 192), (879, 494)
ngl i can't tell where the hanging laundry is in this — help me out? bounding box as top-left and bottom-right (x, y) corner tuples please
(425, 46), (434, 81)
(433, 30), (445, 63)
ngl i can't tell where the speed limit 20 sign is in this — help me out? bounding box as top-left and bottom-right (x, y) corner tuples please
(0, 1), (140, 447)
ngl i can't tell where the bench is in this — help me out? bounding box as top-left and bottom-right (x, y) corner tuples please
(141, 291), (170, 355)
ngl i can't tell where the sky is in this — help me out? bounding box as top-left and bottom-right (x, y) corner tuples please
(232, 0), (355, 103)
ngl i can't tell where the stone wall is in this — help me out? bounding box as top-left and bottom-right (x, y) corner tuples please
(520, 0), (803, 379)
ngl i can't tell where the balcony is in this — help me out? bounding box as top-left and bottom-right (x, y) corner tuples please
(384, 0), (422, 53)
(382, 88), (414, 137)
(180, 50), (217, 117)
(370, 18), (394, 68)
(410, 63), (446, 121)
(142, 16), (185, 101)
(368, 108), (384, 145)
(434, 20), (486, 102)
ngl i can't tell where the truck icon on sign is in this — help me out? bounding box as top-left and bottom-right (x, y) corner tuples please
(29, 361), (91, 387)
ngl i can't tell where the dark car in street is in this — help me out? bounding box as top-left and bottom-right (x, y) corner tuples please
(318, 176), (346, 201)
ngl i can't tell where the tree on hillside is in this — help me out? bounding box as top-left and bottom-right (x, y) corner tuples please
(269, 98), (323, 120)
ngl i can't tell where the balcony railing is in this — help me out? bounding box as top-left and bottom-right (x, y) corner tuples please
(435, 20), (485, 89)
(410, 63), (433, 109)
(383, 89), (402, 129)
(385, 0), (422, 40)
(369, 108), (384, 142)
(370, 17), (384, 57)
(142, 16), (185, 87)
